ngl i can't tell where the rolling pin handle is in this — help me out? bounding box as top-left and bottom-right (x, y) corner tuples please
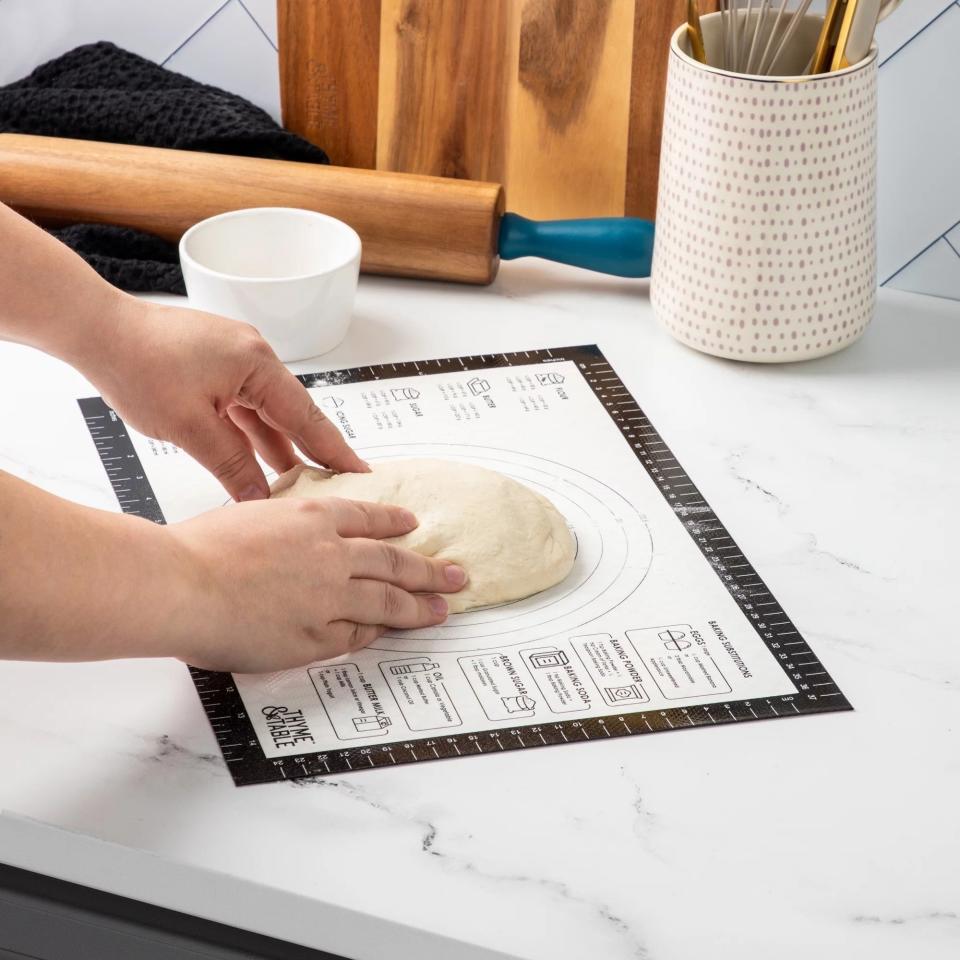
(498, 213), (655, 279)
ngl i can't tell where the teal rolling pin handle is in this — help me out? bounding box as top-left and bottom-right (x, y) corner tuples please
(497, 212), (655, 279)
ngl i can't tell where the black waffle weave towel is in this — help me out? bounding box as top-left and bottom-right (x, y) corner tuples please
(0, 41), (328, 294)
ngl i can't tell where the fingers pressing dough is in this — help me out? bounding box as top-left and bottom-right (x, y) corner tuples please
(271, 459), (576, 613)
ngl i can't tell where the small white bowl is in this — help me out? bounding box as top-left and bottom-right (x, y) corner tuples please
(179, 207), (361, 362)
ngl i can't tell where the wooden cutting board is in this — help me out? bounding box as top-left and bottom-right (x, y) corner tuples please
(279, 0), (718, 220)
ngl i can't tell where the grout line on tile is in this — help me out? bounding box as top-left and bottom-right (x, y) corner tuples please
(878, 1), (958, 68)
(237, 0), (278, 52)
(161, 0), (234, 66)
(881, 218), (960, 285)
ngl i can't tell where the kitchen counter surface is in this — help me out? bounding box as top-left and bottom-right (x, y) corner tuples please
(1, 263), (958, 960)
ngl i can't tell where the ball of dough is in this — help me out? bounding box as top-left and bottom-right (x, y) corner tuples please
(270, 458), (575, 612)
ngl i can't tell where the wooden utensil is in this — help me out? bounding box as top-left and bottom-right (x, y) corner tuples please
(0, 134), (655, 284)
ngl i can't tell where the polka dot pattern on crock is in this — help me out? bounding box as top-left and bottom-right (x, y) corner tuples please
(650, 50), (877, 363)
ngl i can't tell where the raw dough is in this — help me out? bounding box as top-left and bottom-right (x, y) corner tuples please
(271, 458), (576, 613)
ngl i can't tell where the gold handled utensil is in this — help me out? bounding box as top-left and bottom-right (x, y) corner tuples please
(831, 0), (888, 68)
(813, 0), (901, 73)
(810, 0), (847, 73)
(687, 0), (707, 63)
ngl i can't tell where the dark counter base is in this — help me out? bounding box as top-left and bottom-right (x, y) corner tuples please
(0, 863), (346, 960)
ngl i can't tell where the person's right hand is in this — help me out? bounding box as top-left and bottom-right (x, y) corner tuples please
(165, 497), (466, 673)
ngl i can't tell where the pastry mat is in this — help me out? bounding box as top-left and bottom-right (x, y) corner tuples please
(79, 345), (850, 786)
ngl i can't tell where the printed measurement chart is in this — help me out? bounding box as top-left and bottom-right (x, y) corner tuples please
(79, 345), (851, 785)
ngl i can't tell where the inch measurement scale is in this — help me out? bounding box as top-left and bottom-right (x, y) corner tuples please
(80, 345), (851, 786)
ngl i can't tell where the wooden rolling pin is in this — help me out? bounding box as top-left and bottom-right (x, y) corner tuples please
(0, 134), (502, 284)
(0, 134), (655, 285)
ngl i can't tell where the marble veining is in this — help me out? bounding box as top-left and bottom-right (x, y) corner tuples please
(1, 267), (958, 960)
(284, 775), (650, 958)
(146, 734), (224, 770)
(852, 913), (960, 926)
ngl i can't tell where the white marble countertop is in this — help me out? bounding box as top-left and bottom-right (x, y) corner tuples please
(1, 262), (958, 960)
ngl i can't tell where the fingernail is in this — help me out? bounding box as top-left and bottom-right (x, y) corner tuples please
(444, 564), (467, 587)
(237, 484), (266, 502)
(428, 596), (448, 618)
(398, 508), (418, 528)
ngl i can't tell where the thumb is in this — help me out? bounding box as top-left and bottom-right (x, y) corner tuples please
(182, 413), (269, 502)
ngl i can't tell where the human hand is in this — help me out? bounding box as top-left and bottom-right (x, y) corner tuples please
(166, 496), (466, 672)
(78, 297), (366, 500)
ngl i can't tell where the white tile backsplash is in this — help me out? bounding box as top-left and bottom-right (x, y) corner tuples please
(0, 0), (954, 301)
(162, 0), (280, 121)
(889, 236), (960, 299)
(237, 0), (278, 48)
(877, 4), (960, 278)
(876, 0), (956, 62)
(0, 0), (228, 85)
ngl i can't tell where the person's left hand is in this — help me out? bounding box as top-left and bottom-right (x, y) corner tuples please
(80, 298), (367, 500)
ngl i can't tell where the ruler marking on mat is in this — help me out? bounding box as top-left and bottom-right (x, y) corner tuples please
(79, 346), (850, 786)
